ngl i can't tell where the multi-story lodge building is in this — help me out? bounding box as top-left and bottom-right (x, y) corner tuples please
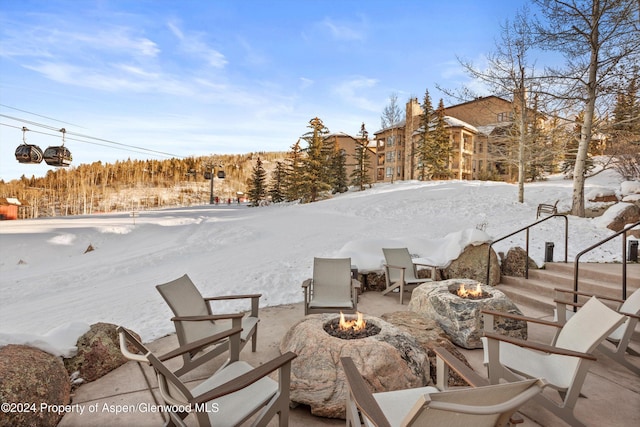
(328, 95), (545, 184)
(372, 96), (524, 183)
(323, 132), (378, 184)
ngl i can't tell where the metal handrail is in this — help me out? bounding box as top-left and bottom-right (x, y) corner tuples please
(486, 214), (569, 285)
(573, 220), (640, 302)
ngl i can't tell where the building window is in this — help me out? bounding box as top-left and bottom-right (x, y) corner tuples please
(497, 112), (514, 122)
(377, 139), (385, 149)
(388, 135), (395, 146)
(386, 151), (395, 163)
(386, 167), (393, 177)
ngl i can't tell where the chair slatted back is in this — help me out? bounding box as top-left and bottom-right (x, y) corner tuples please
(156, 274), (215, 345)
(313, 258), (352, 302)
(383, 248), (419, 282)
(610, 289), (640, 341)
(555, 296), (626, 353)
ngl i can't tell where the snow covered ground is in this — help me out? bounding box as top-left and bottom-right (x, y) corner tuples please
(1, 168), (638, 356)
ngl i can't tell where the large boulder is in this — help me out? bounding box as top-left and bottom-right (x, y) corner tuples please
(603, 203), (640, 232)
(409, 279), (527, 349)
(0, 344), (71, 427)
(360, 271), (386, 292)
(380, 311), (472, 387)
(63, 322), (133, 383)
(501, 246), (539, 277)
(442, 243), (500, 286)
(279, 313), (429, 419)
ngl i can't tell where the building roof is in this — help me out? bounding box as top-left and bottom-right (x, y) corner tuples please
(412, 116), (478, 135)
(0, 197), (28, 206)
(374, 119), (407, 135)
(445, 95), (512, 110)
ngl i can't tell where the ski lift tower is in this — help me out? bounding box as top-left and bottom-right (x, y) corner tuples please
(204, 164), (225, 204)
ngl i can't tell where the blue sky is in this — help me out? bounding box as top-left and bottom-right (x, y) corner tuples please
(0, 0), (529, 181)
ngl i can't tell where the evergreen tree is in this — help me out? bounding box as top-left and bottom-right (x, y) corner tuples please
(269, 161), (286, 203)
(330, 147), (349, 194)
(416, 89), (434, 180)
(300, 117), (331, 202)
(428, 99), (453, 179)
(351, 123), (372, 190)
(283, 139), (305, 201)
(247, 157), (268, 206)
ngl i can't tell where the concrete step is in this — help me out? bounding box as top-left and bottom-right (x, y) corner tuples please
(543, 262), (640, 287)
(499, 262), (640, 342)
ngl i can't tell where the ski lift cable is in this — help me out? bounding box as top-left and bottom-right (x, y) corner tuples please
(1, 122), (181, 158)
(0, 103), (86, 128)
(0, 112), (186, 158)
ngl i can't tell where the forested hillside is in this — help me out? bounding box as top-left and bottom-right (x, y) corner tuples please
(0, 152), (287, 218)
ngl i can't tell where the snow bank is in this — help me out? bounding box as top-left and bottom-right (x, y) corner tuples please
(336, 228), (491, 272)
(0, 322), (90, 357)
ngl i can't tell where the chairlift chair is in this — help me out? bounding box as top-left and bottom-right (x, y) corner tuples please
(43, 128), (73, 167)
(43, 146), (73, 167)
(14, 126), (44, 164)
(15, 144), (44, 164)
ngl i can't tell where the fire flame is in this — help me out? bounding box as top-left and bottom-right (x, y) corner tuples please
(339, 311), (366, 331)
(457, 283), (483, 298)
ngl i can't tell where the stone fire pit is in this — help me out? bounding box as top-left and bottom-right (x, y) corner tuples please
(279, 313), (429, 419)
(408, 279), (527, 349)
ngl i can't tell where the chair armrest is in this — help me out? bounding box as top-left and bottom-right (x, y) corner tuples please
(414, 262), (437, 268)
(204, 294), (262, 301)
(341, 357), (391, 427)
(554, 294), (639, 320)
(433, 346), (489, 388)
(554, 288), (624, 304)
(158, 326), (244, 362)
(483, 332), (597, 361)
(116, 326), (150, 363)
(301, 278), (312, 288)
(620, 311), (640, 320)
(384, 264), (406, 271)
(191, 351), (298, 404)
(204, 294), (261, 318)
(170, 312), (245, 322)
(482, 310), (562, 329)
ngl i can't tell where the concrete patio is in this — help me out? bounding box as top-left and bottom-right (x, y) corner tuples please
(58, 290), (640, 427)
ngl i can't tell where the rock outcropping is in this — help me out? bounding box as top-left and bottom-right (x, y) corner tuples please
(63, 322), (133, 383)
(442, 243), (500, 286)
(409, 279), (527, 349)
(0, 344), (71, 427)
(279, 313), (429, 419)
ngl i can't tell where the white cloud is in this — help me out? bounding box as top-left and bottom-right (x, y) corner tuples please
(321, 17), (366, 41)
(299, 77), (314, 89)
(167, 21), (227, 69)
(332, 77), (380, 111)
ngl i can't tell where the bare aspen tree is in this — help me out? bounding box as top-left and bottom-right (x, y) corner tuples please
(454, 8), (541, 203)
(533, 0), (640, 216)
